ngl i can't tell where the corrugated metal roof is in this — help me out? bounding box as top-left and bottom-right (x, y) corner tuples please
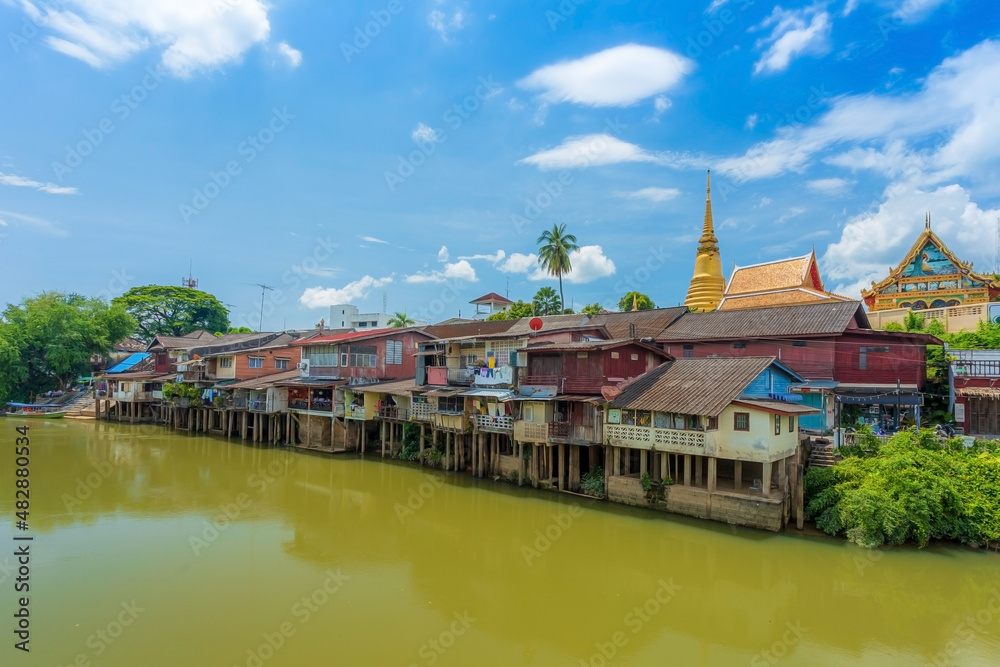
(733, 399), (821, 414)
(460, 388), (513, 399)
(107, 352), (150, 374)
(352, 378), (417, 395)
(656, 301), (868, 341)
(225, 370), (302, 390)
(525, 339), (669, 356)
(588, 308), (688, 340)
(422, 319), (517, 339)
(612, 357), (779, 417)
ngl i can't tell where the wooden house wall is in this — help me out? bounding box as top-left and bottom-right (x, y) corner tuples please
(833, 334), (927, 388)
(661, 339), (837, 379)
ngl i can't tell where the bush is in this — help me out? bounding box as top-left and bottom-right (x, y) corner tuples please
(805, 428), (1000, 548)
(580, 466), (605, 497)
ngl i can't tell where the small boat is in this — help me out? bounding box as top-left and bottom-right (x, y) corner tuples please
(5, 403), (67, 419)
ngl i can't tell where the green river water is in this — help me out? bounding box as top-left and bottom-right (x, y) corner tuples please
(2, 420), (1000, 666)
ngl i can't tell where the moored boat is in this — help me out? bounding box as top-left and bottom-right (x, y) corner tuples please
(5, 403), (67, 419)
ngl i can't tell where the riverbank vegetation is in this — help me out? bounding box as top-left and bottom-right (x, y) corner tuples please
(805, 428), (1000, 549)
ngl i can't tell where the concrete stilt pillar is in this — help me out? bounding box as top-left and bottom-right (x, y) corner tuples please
(695, 456), (703, 486)
(762, 461), (773, 498)
(557, 444), (565, 491)
(734, 461), (743, 491)
(684, 454), (692, 486)
(707, 457), (717, 493)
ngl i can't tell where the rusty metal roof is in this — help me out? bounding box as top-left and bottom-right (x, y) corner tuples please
(611, 357), (778, 417)
(733, 399), (820, 414)
(352, 378), (418, 395)
(225, 370), (302, 390)
(656, 301), (868, 341)
(587, 308), (688, 339)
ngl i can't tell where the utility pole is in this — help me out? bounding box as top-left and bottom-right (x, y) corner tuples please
(251, 283), (274, 379)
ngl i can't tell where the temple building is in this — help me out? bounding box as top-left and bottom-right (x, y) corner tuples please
(683, 171), (726, 312)
(717, 251), (850, 311)
(863, 216), (999, 311)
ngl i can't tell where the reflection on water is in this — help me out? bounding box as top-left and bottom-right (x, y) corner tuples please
(2, 420), (1000, 666)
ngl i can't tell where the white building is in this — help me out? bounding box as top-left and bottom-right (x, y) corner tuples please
(329, 305), (392, 330)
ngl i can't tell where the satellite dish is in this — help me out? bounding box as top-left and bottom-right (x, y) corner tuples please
(529, 317), (543, 331)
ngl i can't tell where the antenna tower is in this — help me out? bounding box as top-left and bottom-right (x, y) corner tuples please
(181, 261), (198, 288)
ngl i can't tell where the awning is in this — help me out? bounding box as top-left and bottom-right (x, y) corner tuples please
(790, 380), (839, 391)
(460, 388), (513, 400)
(734, 399), (821, 414)
(555, 394), (605, 405)
(424, 388), (463, 397)
(414, 349), (445, 356)
(835, 392), (923, 406)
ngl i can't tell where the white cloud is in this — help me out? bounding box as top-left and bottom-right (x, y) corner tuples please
(823, 181), (1000, 298)
(706, 0), (732, 11)
(776, 206), (806, 224)
(752, 6), (831, 75)
(458, 249), (506, 264)
(0, 170), (78, 195)
(507, 98), (524, 112)
(806, 177), (853, 194)
(276, 41), (302, 67)
(718, 40), (1000, 183)
(620, 187), (681, 202)
(498, 253), (538, 274)
(437, 245), (449, 262)
(405, 260), (478, 284)
(428, 8), (466, 42)
(359, 235), (389, 244)
(893, 0), (948, 23)
(0, 209), (64, 235)
(518, 134), (657, 170)
(517, 44), (692, 107)
(654, 95), (671, 114)
(412, 122), (440, 144)
(21, 0), (273, 77)
(527, 246), (616, 283)
(744, 113), (758, 130)
(299, 275), (393, 308)
(756, 196), (772, 208)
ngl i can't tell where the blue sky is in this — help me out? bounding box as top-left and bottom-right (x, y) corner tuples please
(2, 0), (1000, 330)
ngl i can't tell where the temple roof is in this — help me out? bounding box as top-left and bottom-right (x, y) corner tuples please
(717, 287), (851, 311)
(717, 250), (849, 310)
(862, 217), (997, 298)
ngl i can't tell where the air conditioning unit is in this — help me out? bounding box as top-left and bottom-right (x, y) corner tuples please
(297, 360), (310, 372)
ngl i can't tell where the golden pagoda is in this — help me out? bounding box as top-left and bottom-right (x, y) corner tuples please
(716, 250), (851, 310)
(862, 214), (1000, 312)
(683, 171), (725, 312)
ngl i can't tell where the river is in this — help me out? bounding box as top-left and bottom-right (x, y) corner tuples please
(2, 420), (999, 666)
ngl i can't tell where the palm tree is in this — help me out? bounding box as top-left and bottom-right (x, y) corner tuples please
(532, 286), (561, 315)
(537, 223), (579, 311)
(387, 311), (414, 328)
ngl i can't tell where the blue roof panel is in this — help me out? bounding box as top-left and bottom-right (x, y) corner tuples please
(107, 352), (150, 374)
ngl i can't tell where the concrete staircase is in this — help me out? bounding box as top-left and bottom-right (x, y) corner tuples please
(64, 392), (97, 418)
(808, 443), (837, 468)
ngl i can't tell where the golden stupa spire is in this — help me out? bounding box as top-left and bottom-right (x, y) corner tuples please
(683, 170), (725, 312)
(631, 293), (639, 312)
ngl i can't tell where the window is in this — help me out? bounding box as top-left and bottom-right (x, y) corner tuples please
(792, 341), (807, 347)
(859, 347), (867, 370)
(788, 416), (795, 432)
(437, 396), (463, 413)
(707, 416), (718, 430)
(654, 411), (671, 429)
(631, 353), (639, 361)
(524, 405), (534, 422)
(577, 351), (588, 358)
(249, 357), (264, 369)
(774, 414), (781, 435)
(611, 351), (620, 359)
(688, 414), (701, 430)
(682, 344), (694, 358)
(734, 412), (750, 431)
(308, 345), (338, 367)
(386, 340), (403, 365)
(348, 345), (377, 368)
(219, 357), (234, 368)
(275, 358), (289, 370)
(733, 342), (746, 349)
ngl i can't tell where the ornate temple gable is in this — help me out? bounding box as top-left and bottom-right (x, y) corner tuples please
(862, 215), (1000, 312)
(717, 250), (847, 311)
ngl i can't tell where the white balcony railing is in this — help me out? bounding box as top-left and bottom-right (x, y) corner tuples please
(475, 413), (512, 432)
(410, 403), (433, 421)
(604, 424), (706, 452)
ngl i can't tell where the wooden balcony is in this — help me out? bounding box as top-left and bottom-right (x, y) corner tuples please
(604, 423), (706, 454)
(474, 413), (512, 433)
(548, 421), (570, 439)
(345, 407), (366, 420)
(954, 360), (1000, 377)
(562, 377), (606, 394)
(377, 406), (408, 420)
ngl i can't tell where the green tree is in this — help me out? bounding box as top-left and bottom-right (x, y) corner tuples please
(486, 300), (534, 321)
(113, 285), (230, 341)
(581, 302), (605, 316)
(225, 326), (255, 334)
(0, 292), (134, 400)
(532, 286), (561, 315)
(617, 291), (656, 311)
(536, 223), (579, 312)
(387, 311), (415, 328)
